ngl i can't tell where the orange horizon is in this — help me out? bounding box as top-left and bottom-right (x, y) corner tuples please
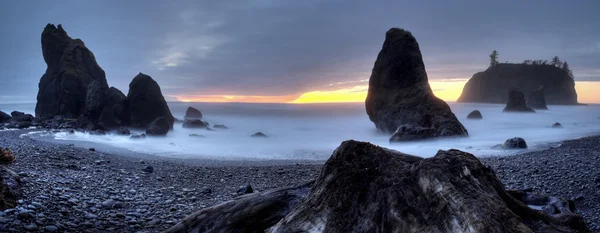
(173, 80), (600, 104)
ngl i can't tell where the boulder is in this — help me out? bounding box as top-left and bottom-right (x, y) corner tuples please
(458, 63), (578, 105)
(145, 117), (170, 136)
(501, 137), (528, 149)
(528, 86), (548, 110)
(0, 111), (11, 123)
(389, 124), (436, 142)
(466, 110), (483, 119)
(35, 24), (108, 119)
(503, 89), (536, 113)
(552, 122), (563, 128)
(166, 141), (587, 233)
(97, 87), (130, 129)
(213, 124), (228, 129)
(0, 166), (22, 210)
(127, 73), (174, 129)
(182, 119), (208, 129)
(251, 132), (268, 138)
(184, 107), (202, 120)
(365, 28), (468, 138)
(237, 184), (254, 195)
(0, 148), (15, 164)
(10, 111), (33, 122)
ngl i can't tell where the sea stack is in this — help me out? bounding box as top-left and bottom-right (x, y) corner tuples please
(127, 73), (175, 129)
(35, 24), (108, 119)
(503, 89), (536, 113)
(457, 63), (578, 105)
(184, 107), (202, 120)
(365, 28), (468, 140)
(528, 86), (548, 110)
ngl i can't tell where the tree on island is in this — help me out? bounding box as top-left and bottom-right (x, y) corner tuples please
(551, 56), (562, 67)
(489, 50), (499, 67)
(562, 61), (573, 79)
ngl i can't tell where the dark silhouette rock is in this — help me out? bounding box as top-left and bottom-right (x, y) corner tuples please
(552, 122), (563, 128)
(98, 87), (130, 129)
(16, 122), (33, 129)
(0, 148), (15, 164)
(528, 86), (548, 110)
(142, 166), (154, 173)
(467, 110), (483, 119)
(213, 124), (228, 129)
(127, 73), (174, 129)
(389, 124), (436, 142)
(501, 137), (528, 149)
(503, 89), (536, 113)
(85, 80), (107, 122)
(237, 184), (254, 195)
(167, 141), (587, 233)
(458, 63), (578, 105)
(182, 119), (208, 129)
(0, 111), (11, 123)
(35, 24), (108, 119)
(145, 117), (170, 136)
(184, 107), (202, 120)
(365, 28), (468, 138)
(10, 111), (33, 122)
(116, 127), (130, 135)
(0, 166), (22, 210)
(251, 132), (268, 138)
(130, 133), (146, 140)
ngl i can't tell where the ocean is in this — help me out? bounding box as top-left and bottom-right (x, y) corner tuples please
(2, 102), (600, 160)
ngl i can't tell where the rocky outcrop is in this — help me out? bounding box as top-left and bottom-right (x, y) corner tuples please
(145, 117), (170, 136)
(467, 110), (483, 119)
(35, 24), (108, 119)
(504, 89), (536, 113)
(0, 111), (11, 123)
(10, 111), (33, 122)
(458, 64), (578, 105)
(389, 124), (436, 142)
(84, 80), (107, 122)
(184, 107), (202, 120)
(127, 73), (174, 129)
(365, 28), (468, 139)
(97, 87), (129, 129)
(0, 166), (22, 210)
(500, 137), (528, 149)
(167, 140), (587, 233)
(182, 119), (208, 129)
(528, 86), (549, 110)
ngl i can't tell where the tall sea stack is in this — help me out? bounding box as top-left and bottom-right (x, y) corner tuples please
(35, 24), (108, 119)
(365, 28), (467, 140)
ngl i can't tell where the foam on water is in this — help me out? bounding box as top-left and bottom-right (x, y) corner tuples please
(3, 102), (600, 160)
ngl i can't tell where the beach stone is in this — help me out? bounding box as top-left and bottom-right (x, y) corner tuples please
(145, 117), (170, 136)
(23, 223), (38, 231)
(237, 185), (253, 195)
(184, 107), (202, 120)
(182, 119), (208, 129)
(365, 28), (468, 138)
(0, 148), (15, 164)
(552, 122), (563, 128)
(213, 124), (228, 129)
(142, 166), (154, 173)
(501, 137), (528, 149)
(128, 73), (174, 129)
(251, 132), (268, 138)
(503, 89), (536, 113)
(44, 225), (58, 232)
(0, 166), (22, 210)
(35, 24), (108, 119)
(467, 110), (483, 119)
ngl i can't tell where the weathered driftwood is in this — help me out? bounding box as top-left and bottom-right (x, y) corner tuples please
(166, 140), (588, 233)
(163, 181), (313, 233)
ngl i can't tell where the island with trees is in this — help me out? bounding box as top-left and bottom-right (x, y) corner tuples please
(457, 51), (578, 105)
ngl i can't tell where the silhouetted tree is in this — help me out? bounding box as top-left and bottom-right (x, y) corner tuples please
(551, 56), (561, 67)
(562, 61), (573, 78)
(489, 50), (499, 67)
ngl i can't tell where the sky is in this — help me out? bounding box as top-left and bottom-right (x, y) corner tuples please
(0, 0), (599, 104)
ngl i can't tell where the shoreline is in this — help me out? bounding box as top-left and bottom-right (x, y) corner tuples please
(0, 129), (598, 232)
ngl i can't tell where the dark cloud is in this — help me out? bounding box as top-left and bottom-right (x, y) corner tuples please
(0, 0), (599, 102)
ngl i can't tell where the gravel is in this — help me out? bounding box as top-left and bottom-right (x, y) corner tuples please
(0, 129), (598, 232)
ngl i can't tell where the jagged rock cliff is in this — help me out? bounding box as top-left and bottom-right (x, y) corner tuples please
(35, 24), (108, 119)
(457, 64), (578, 105)
(365, 28), (467, 139)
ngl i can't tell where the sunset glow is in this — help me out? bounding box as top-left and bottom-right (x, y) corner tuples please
(175, 81), (600, 104)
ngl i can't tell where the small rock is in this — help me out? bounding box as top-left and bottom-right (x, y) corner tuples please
(89, 148), (96, 151)
(24, 223), (38, 231)
(251, 132), (268, 138)
(552, 122), (563, 128)
(44, 225), (59, 232)
(142, 166), (154, 173)
(237, 184), (254, 195)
